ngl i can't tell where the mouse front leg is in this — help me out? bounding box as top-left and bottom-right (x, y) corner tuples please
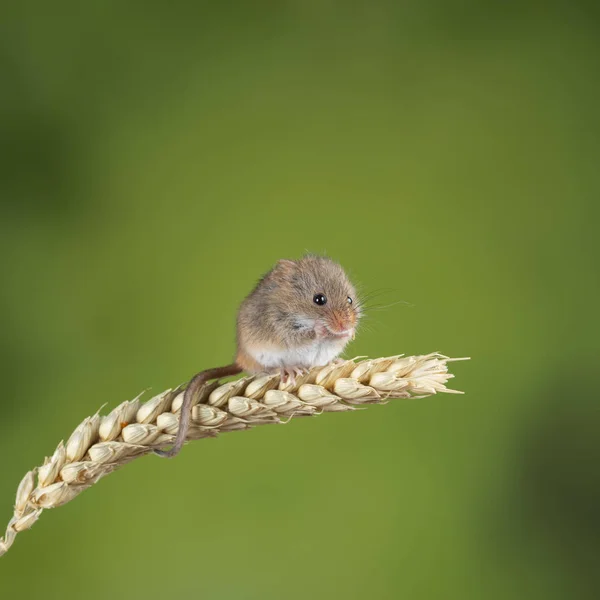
(279, 366), (299, 386)
(278, 365), (314, 390)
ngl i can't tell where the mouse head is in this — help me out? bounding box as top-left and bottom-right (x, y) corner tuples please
(273, 255), (360, 340)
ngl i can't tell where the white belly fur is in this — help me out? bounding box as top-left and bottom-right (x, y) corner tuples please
(249, 338), (347, 369)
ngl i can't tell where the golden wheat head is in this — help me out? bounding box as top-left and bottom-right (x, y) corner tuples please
(0, 352), (468, 556)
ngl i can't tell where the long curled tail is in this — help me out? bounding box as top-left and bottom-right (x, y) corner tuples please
(154, 363), (242, 458)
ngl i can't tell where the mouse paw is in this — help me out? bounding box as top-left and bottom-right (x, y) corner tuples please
(279, 367), (297, 387)
(279, 366), (309, 387)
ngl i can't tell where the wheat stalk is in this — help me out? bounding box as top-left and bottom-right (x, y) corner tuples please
(0, 352), (468, 556)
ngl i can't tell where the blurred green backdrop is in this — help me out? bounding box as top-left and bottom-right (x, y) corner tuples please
(1, 1), (599, 598)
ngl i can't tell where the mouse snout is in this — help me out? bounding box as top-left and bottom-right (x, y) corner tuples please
(326, 310), (356, 336)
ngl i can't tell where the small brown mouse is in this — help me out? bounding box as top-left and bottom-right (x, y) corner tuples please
(155, 254), (361, 458)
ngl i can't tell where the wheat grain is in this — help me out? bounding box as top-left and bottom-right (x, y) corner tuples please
(0, 352), (468, 556)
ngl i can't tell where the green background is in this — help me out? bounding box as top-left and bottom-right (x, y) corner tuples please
(1, 1), (599, 598)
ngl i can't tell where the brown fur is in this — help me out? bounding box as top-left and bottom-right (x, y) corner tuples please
(236, 255), (359, 357)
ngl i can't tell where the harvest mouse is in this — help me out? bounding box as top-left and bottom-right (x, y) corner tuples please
(155, 254), (361, 458)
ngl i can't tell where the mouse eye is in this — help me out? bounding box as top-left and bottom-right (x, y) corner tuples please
(347, 296), (353, 304)
(313, 293), (327, 306)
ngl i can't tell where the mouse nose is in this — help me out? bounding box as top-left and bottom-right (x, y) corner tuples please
(329, 311), (353, 333)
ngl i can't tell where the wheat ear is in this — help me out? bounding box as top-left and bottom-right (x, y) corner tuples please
(0, 352), (468, 556)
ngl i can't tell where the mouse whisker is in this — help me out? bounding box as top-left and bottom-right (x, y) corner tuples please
(354, 288), (407, 308)
(355, 288), (397, 304)
(355, 322), (375, 335)
(356, 299), (414, 312)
